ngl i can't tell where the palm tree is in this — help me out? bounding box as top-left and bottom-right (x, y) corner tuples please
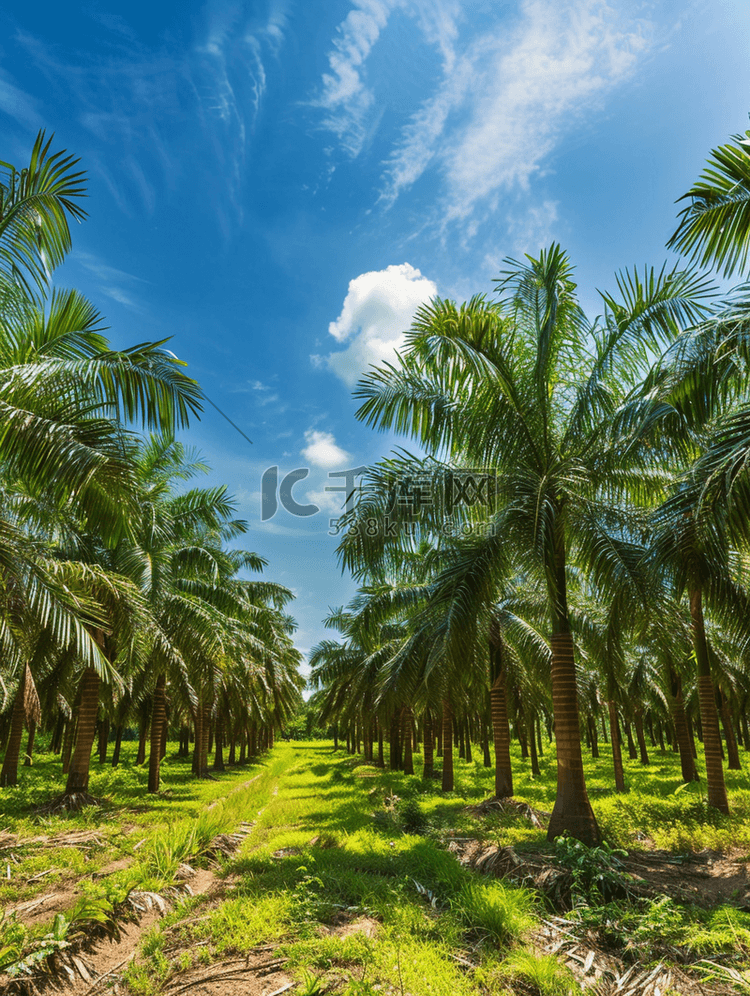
(343, 246), (710, 843)
(667, 122), (750, 278)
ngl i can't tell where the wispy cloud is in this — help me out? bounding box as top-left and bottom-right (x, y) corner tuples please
(12, 1), (290, 231)
(436, 0), (652, 226)
(311, 0), (397, 157)
(0, 72), (43, 130)
(74, 251), (148, 312)
(315, 0), (653, 235)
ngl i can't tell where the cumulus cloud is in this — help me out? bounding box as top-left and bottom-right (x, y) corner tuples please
(318, 262), (437, 386)
(302, 430), (352, 468)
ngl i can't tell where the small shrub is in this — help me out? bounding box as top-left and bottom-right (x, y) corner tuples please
(554, 836), (631, 905)
(398, 797), (428, 835)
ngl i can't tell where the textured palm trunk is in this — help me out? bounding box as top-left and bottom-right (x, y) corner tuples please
(148, 673), (167, 793)
(389, 711), (401, 770)
(719, 694), (741, 771)
(547, 631), (600, 844)
(24, 721), (36, 767)
(690, 588), (729, 813)
(482, 717), (491, 768)
(332, 723), (339, 751)
(441, 699), (454, 792)
(624, 720), (637, 759)
(0, 669), (27, 787)
(608, 700), (626, 793)
(458, 721), (466, 760)
(65, 668), (101, 795)
(436, 724), (442, 756)
(527, 711), (540, 776)
(112, 726), (123, 767)
(668, 666), (698, 781)
(136, 716), (148, 765)
(51, 713), (64, 755)
(587, 716), (599, 758)
(464, 719), (473, 763)
(213, 715), (225, 771)
(422, 712), (434, 779)
(490, 653), (513, 798)
(228, 719), (237, 765)
(634, 711), (650, 765)
(401, 706), (414, 775)
(742, 712), (750, 753)
(61, 715), (76, 774)
(377, 724), (384, 767)
(98, 720), (109, 763)
(196, 704), (210, 777)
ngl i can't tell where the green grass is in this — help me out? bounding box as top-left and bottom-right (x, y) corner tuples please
(128, 743), (540, 996)
(6, 735), (750, 993)
(0, 740), (281, 976)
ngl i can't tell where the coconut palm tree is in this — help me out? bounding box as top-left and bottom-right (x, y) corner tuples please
(343, 246), (710, 843)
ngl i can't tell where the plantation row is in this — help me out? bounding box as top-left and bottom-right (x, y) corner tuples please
(309, 121), (750, 847)
(0, 134), (302, 807)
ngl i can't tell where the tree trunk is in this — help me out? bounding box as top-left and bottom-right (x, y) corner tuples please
(61, 714), (76, 775)
(527, 711), (540, 777)
(588, 716), (599, 759)
(441, 699), (454, 792)
(634, 710), (650, 765)
(690, 588), (729, 813)
(389, 711), (401, 770)
(51, 713), (65, 755)
(401, 706), (414, 775)
(112, 726), (123, 767)
(608, 700), (626, 793)
(719, 693), (741, 771)
(464, 719), (472, 763)
(547, 629), (601, 845)
(625, 721), (638, 760)
(97, 719), (109, 763)
(136, 717), (148, 765)
(423, 712), (434, 779)
(65, 668), (101, 795)
(377, 723), (384, 768)
(148, 673), (167, 793)
(490, 645), (514, 798)
(213, 715), (225, 771)
(24, 721), (36, 767)
(0, 668), (27, 787)
(482, 720), (491, 768)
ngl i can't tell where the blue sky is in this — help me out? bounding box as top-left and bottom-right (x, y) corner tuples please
(2, 0), (750, 674)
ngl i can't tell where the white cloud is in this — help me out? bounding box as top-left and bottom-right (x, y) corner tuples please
(302, 430), (352, 468)
(383, 0), (652, 227)
(0, 74), (43, 129)
(320, 262), (437, 386)
(311, 0), (396, 157)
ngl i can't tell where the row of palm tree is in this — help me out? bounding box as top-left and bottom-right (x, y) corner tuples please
(310, 122), (750, 845)
(0, 133), (302, 806)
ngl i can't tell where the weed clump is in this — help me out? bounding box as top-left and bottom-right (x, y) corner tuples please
(398, 797), (428, 835)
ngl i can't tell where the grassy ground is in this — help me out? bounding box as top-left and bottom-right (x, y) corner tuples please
(0, 742), (272, 975)
(3, 737), (750, 993)
(124, 741), (750, 996)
